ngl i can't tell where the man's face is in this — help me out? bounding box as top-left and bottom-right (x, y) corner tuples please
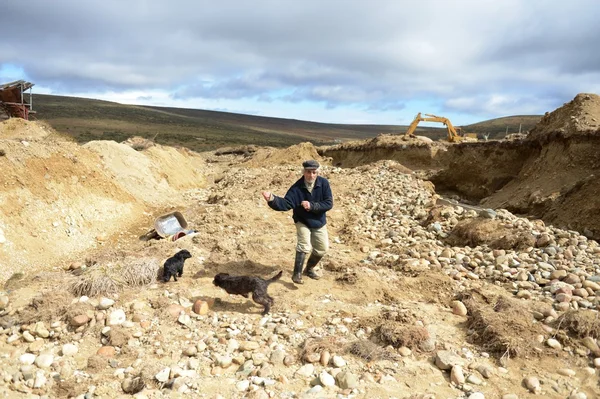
(303, 169), (318, 183)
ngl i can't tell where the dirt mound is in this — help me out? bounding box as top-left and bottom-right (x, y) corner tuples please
(83, 141), (207, 206)
(555, 310), (600, 339)
(321, 134), (448, 169)
(0, 118), (53, 140)
(354, 159), (413, 175)
(243, 141), (325, 167)
(445, 218), (536, 250)
(528, 93), (600, 142)
(121, 135), (155, 151)
(460, 290), (545, 359)
(0, 121), (208, 284)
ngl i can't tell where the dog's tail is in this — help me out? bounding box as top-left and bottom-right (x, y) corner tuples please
(267, 270), (283, 284)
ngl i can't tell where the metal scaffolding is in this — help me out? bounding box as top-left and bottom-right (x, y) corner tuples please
(0, 80), (35, 120)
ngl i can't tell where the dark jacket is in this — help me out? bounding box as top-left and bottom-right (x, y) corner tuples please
(268, 176), (333, 228)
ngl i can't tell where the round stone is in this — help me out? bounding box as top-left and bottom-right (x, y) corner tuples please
(62, 344), (78, 356)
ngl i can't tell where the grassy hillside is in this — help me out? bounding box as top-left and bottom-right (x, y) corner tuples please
(30, 94), (541, 151)
(463, 115), (542, 139)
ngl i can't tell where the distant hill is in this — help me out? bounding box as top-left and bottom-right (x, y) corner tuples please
(463, 115), (542, 139)
(29, 94), (541, 151)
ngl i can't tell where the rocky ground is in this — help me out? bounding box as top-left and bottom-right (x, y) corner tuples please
(1, 120), (600, 399)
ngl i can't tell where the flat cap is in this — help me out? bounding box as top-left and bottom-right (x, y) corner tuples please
(302, 160), (320, 170)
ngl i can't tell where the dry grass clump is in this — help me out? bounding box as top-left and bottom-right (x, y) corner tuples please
(323, 259), (347, 272)
(70, 267), (122, 297)
(122, 136), (155, 151)
(403, 394), (436, 399)
(460, 289), (543, 359)
(345, 340), (397, 362)
(140, 362), (165, 388)
(376, 323), (430, 349)
(86, 355), (107, 371)
(555, 310), (600, 339)
(393, 272), (456, 305)
(357, 307), (420, 336)
(69, 257), (160, 297)
(120, 258), (160, 287)
(3, 272), (27, 291)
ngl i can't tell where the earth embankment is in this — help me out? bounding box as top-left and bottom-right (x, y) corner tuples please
(0, 120), (207, 282)
(320, 135), (447, 170)
(481, 134), (600, 238)
(322, 93), (600, 240)
(430, 140), (537, 200)
(481, 94), (600, 239)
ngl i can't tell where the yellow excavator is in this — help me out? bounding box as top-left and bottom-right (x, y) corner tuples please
(404, 112), (463, 142)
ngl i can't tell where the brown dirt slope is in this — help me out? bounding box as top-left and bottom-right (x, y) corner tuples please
(482, 93), (600, 238)
(243, 142), (325, 168)
(429, 140), (536, 200)
(320, 134), (448, 170)
(527, 93), (600, 142)
(0, 120), (207, 283)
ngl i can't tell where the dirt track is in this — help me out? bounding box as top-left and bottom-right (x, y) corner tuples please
(1, 107), (600, 398)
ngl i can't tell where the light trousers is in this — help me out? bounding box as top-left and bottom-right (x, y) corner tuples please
(295, 222), (329, 256)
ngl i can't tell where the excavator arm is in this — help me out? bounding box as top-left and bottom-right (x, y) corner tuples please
(404, 112), (462, 142)
(404, 112), (424, 138)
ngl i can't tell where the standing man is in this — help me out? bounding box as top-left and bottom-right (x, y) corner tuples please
(262, 160), (333, 284)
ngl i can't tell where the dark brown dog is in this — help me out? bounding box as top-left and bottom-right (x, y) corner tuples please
(213, 271), (282, 314)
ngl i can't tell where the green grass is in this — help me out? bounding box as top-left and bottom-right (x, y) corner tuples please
(30, 94), (542, 151)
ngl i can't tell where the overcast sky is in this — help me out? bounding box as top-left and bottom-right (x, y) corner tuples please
(1, 0), (599, 125)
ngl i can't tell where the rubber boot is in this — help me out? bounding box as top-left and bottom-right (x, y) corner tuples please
(292, 251), (306, 284)
(303, 252), (323, 280)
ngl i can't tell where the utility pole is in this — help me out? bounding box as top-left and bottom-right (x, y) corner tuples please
(519, 123), (522, 134)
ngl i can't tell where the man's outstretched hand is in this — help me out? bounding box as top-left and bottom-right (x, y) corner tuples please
(262, 191), (271, 202)
(301, 200), (311, 210)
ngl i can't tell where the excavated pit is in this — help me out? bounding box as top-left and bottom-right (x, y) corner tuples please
(429, 140), (538, 201)
(481, 134), (600, 238)
(322, 93), (600, 240)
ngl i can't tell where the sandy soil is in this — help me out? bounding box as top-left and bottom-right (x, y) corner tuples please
(0, 118), (599, 399)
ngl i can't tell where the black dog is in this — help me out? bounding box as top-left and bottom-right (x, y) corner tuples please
(163, 249), (192, 282)
(213, 271), (282, 314)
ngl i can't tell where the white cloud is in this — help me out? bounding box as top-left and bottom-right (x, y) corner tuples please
(1, 0), (599, 124)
